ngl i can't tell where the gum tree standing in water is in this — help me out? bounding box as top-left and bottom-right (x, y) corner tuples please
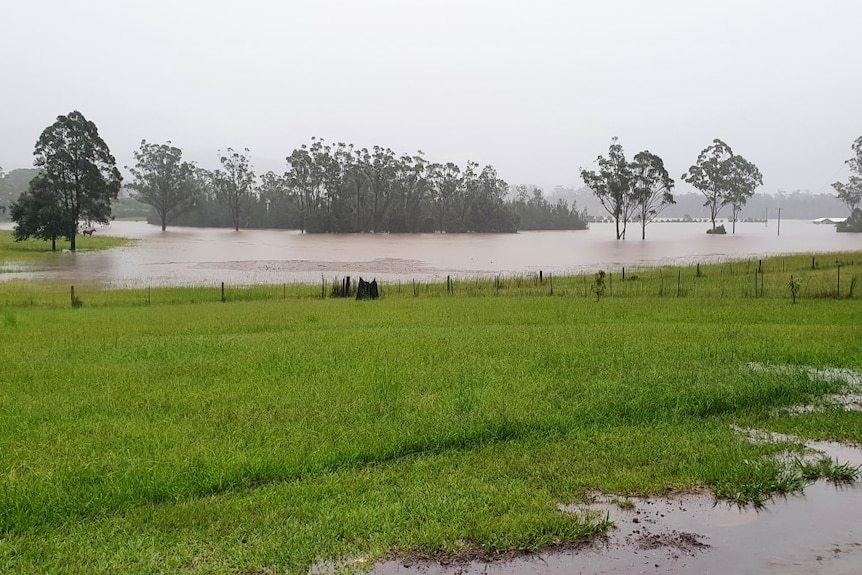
(682, 139), (761, 234)
(631, 151), (675, 240)
(832, 136), (862, 232)
(580, 137), (634, 240)
(723, 155), (763, 234)
(212, 148), (256, 231)
(127, 140), (201, 231)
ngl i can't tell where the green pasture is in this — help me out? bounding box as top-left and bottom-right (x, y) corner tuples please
(0, 230), (133, 265)
(1, 275), (860, 573)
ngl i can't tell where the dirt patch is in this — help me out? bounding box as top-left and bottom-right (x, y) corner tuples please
(633, 530), (709, 553)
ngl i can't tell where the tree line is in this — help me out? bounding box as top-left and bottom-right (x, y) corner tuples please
(8, 111), (861, 251)
(139, 139), (585, 234)
(8, 112), (586, 248)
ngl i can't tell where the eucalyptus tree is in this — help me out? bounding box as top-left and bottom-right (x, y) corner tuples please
(127, 140), (200, 231)
(580, 137), (634, 239)
(469, 165), (514, 232)
(452, 161), (480, 232)
(682, 139), (762, 233)
(832, 136), (862, 216)
(16, 111), (121, 250)
(335, 143), (369, 232)
(723, 155), (763, 234)
(389, 152), (431, 232)
(285, 144), (318, 233)
(360, 146), (397, 233)
(10, 174), (71, 250)
(428, 162), (461, 233)
(212, 148), (256, 231)
(681, 139), (732, 232)
(631, 151), (675, 239)
(258, 170), (295, 228)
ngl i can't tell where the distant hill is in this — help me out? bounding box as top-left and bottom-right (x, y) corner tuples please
(0, 168), (40, 220)
(0, 169), (150, 222)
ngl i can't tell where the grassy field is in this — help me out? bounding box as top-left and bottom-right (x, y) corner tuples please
(1, 251), (860, 308)
(0, 254), (861, 574)
(0, 230), (133, 266)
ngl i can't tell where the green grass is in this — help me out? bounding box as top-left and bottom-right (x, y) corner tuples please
(1, 250), (860, 308)
(0, 229), (133, 265)
(0, 290), (860, 573)
(795, 456), (860, 484)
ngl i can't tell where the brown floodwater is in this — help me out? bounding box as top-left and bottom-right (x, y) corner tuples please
(1, 219), (859, 287)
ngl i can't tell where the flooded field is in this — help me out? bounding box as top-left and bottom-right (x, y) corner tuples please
(2, 219), (859, 287)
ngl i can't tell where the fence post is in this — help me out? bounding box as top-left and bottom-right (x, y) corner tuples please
(539, 270), (543, 284)
(148, 286), (151, 306)
(221, 282), (225, 303)
(754, 269), (757, 297)
(70, 285), (75, 306)
(549, 273), (553, 296)
(837, 263), (841, 298)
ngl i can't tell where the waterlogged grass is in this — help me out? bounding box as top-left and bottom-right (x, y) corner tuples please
(1, 250), (859, 306)
(795, 456), (860, 484)
(0, 290), (860, 572)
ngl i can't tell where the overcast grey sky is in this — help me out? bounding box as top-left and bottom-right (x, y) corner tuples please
(2, 0), (860, 194)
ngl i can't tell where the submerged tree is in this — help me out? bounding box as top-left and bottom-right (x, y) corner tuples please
(832, 136), (862, 216)
(631, 151), (675, 240)
(682, 139), (761, 233)
(12, 111), (121, 250)
(580, 137), (634, 240)
(681, 139), (733, 232)
(212, 148), (256, 231)
(127, 140), (201, 231)
(723, 155), (763, 234)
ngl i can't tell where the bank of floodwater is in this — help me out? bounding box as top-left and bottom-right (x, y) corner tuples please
(1, 219), (859, 287)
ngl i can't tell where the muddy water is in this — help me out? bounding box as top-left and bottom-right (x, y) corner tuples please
(373, 440), (862, 575)
(2, 219), (859, 287)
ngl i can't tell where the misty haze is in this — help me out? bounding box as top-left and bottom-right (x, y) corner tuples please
(1, 2), (861, 575)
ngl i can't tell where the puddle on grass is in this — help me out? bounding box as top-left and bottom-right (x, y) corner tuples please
(328, 369), (862, 575)
(749, 364), (862, 415)
(369, 438), (862, 575)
